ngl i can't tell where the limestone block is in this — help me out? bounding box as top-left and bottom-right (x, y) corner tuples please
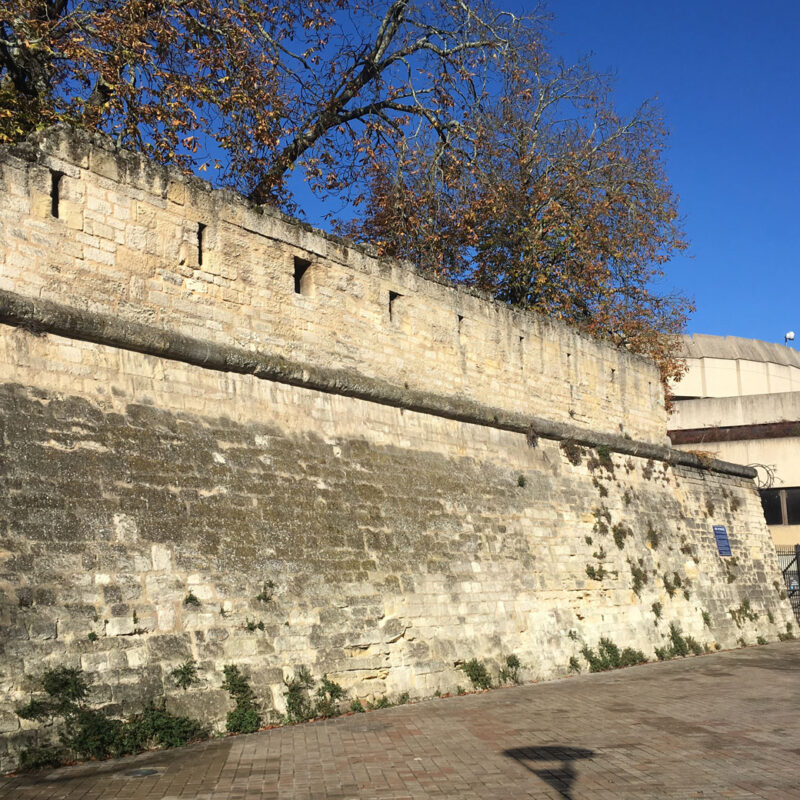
(106, 616), (135, 637)
(151, 544), (173, 572)
(156, 604), (177, 632)
(89, 149), (120, 181)
(0, 712), (19, 734)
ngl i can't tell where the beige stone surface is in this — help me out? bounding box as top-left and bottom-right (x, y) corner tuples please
(0, 130), (791, 773)
(0, 327), (791, 772)
(0, 128), (667, 445)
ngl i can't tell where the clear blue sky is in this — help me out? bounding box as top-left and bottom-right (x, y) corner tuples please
(522, 0), (800, 343)
(295, 1), (800, 345)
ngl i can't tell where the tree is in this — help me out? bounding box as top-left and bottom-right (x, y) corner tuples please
(345, 34), (693, 389)
(0, 0), (534, 206)
(1, 1), (691, 386)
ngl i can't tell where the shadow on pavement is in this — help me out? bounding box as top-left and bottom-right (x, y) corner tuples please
(503, 745), (594, 799)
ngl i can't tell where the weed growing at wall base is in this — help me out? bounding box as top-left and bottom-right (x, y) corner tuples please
(15, 667), (207, 769)
(461, 659), (492, 690)
(498, 655), (521, 685)
(580, 638), (646, 672)
(778, 623), (795, 641)
(222, 664), (261, 733)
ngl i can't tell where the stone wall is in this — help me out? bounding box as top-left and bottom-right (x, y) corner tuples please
(0, 130), (793, 772)
(0, 127), (666, 446)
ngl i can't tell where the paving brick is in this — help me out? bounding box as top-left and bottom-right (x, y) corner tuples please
(4, 642), (800, 799)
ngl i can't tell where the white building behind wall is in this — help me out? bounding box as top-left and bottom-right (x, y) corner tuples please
(668, 334), (800, 546)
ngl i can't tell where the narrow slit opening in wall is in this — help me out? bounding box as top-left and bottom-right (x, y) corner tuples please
(197, 223), (207, 267)
(611, 368), (616, 382)
(50, 170), (64, 218)
(457, 314), (464, 337)
(519, 335), (525, 363)
(389, 291), (402, 321)
(294, 256), (312, 294)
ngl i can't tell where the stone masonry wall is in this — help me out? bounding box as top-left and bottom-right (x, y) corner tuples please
(0, 326), (793, 771)
(0, 127), (666, 445)
(0, 130), (793, 772)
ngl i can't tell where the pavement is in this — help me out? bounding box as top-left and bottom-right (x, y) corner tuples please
(3, 641), (800, 800)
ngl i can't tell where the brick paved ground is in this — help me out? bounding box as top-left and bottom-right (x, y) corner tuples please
(3, 641), (800, 800)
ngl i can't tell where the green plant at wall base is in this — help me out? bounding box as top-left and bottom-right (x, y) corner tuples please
(684, 636), (703, 656)
(456, 686), (466, 695)
(222, 664), (261, 733)
(396, 692), (410, 705)
(184, 591), (200, 607)
(585, 564), (607, 581)
(738, 637), (748, 647)
(350, 699), (365, 713)
(19, 745), (66, 771)
(367, 696), (392, 709)
(581, 638), (646, 672)
(757, 636), (767, 645)
(283, 667), (315, 723)
(668, 622), (689, 657)
(778, 623), (795, 641)
(171, 659), (199, 691)
(498, 655), (521, 685)
(568, 656), (581, 673)
(461, 659), (492, 690)
(16, 667), (207, 768)
(315, 675), (346, 718)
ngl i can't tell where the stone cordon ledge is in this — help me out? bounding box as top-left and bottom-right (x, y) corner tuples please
(0, 288), (756, 480)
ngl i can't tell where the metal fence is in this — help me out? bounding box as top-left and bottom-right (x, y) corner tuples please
(775, 545), (800, 626)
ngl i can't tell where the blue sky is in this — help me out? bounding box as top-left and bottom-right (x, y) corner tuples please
(291, 1), (799, 345)
(532, 0), (800, 343)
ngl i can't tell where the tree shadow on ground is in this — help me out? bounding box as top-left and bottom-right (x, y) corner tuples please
(503, 745), (594, 799)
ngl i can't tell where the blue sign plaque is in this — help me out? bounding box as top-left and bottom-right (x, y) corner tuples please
(713, 525), (732, 556)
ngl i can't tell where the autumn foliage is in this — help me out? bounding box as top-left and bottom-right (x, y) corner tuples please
(0, 1), (692, 388)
